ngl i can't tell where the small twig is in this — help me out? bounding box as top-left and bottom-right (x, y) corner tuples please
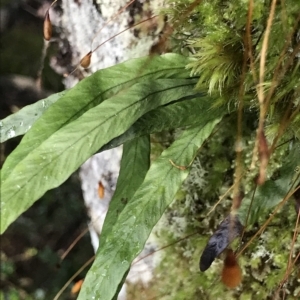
(246, 0), (257, 83)
(232, 5), (250, 211)
(276, 209), (300, 296)
(250, 0), (277, 175)
(132, 232), (198, 265)
(237, 177), (300, 257)
(53, 255), (95, 300)
(92, 15), (158, 54)
(207, 183), (235, 216)
(36, 41), (50, 91)
(60, 227), (90, 262)
(240, 183), (257, 243)
(264, 12), (300, 111)
(257, 0), (277, 107)
(169, 159), (189, 170)
(269, 97), (300, 155)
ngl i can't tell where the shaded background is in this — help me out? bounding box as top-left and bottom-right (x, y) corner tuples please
(1, 1), (300, 300)
(1, 1), (94, 299)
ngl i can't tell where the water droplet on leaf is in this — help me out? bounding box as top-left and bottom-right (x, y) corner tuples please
(7, 128), (16, 138)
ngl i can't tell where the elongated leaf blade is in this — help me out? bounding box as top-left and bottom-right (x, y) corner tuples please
(101, 93), (222, 151)
(0, 92), (65, 143)
(78, 119), (223, 300)
(100, 136), (150, 247)
(0, 79), (198, 234)
(1, 54), (192, 180)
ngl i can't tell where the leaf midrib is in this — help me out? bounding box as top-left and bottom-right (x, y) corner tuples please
(3, 81), (197, 203)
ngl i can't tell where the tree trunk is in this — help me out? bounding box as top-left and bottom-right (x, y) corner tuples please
(49, 0), (160, 298)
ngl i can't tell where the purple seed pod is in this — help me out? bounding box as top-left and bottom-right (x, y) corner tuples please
(199, 214), (243, 272)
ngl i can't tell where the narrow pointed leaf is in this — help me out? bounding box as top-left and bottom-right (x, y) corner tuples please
(78, 119), (223, 300)
(1, 54), (193, 180)
(0, 79), (198, 234)
(101, 93), (223, 151)
(0, 92), (65, 143)
(101, 135), (150, 246)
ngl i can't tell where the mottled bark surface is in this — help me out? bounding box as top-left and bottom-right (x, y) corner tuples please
(50, 0), (157, 88)
(49, 1), (161, 298)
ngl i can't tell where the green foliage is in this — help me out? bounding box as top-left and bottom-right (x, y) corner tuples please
(1, 0), (300, 298)
(0, 92), (66, 143)
(188, 35), (243, 94)
(100, 135), (151, 246)
(0, 76), (200, 234)
(0, 53), (225, 299)
(238, 141), (300, 222)
(168, 0), (300, 137)
(1, 54), (192, 182)
(79, 122), (222, 300)
(127, 131), (299, 299)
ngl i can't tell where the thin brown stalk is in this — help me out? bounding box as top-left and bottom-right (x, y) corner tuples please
(90, 0), (136, 49)
(250, 0), (277, 173)
(132, 232), (198, 265)
(53, 255), (95, 300)
(287, 210), (300, 275)
(276, 250), (300, 299)
(50, 0), (58, 8)
(36, 41), (50, 90)
(60, 227), (90, 261)
(269, 94), (300, 154)
(207, 183), (235, 216)
(251, 15), (300, 171)
(240, 184), (257, 243)
(237, 178), (300, 257)
(264, 12), (300, 110)
(92, 15), (158, 53)
(232, 1), (253, 211)
(246, 0), (257, 83)
(257, 0), (277, 107)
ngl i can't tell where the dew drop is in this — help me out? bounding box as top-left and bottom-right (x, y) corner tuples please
(7, 128), (16, 138)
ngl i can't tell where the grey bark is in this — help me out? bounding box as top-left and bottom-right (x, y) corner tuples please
(49, 0), (161, 298)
